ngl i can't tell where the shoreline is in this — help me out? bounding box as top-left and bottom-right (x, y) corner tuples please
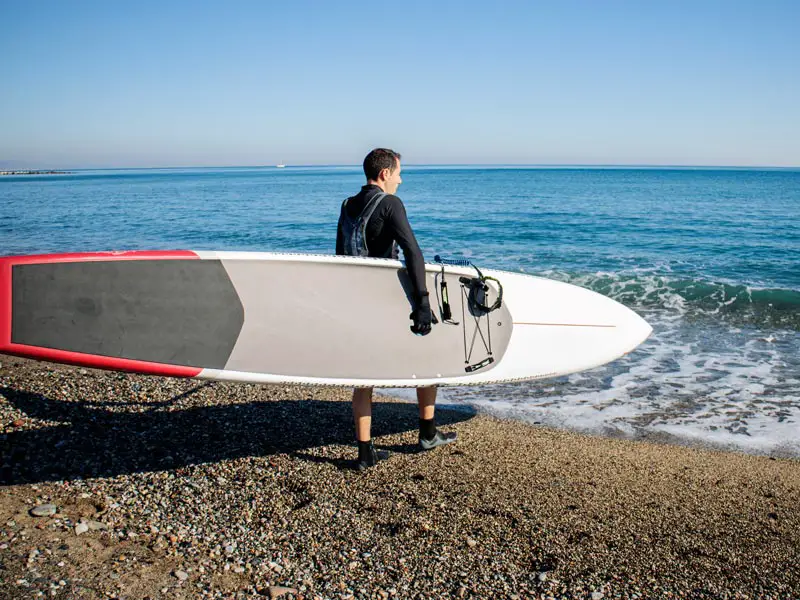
(2, 357), (799, 598)
(376, 390), (800, 461)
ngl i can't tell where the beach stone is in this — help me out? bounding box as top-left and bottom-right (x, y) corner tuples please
(74, 522), (89, 535)
(538, 572), (547, 582)
(466, 538), (477, 548)
(173, 570), (189, 581)
(88, 521), (107, 531)
(268, 586), (297, 599)
(30, 504), (57, 517)
(591, 592), (604, 600)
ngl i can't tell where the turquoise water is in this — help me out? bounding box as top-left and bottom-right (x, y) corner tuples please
(2, 166), (799, 455)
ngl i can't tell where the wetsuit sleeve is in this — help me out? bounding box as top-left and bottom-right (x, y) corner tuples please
(335, 204), (345, 255)
(386, 197), (428, 301)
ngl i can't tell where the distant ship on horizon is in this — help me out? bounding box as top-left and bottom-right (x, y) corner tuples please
(276, 160), (286, 168)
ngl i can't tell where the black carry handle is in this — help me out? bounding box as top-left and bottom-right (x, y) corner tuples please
(440, 280), (453, 321)
(434, 255), (465, 324)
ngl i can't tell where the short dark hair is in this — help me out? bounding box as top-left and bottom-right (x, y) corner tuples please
(363, 148), (401, 181)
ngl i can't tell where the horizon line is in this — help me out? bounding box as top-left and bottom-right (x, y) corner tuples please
(4, 162), (798, 172)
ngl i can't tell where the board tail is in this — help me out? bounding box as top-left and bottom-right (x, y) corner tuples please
(0, 251), (206, 377)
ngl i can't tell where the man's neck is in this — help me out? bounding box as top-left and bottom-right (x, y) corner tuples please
(366, 180), (386, 192)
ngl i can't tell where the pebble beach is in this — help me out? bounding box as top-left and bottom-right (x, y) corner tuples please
(1, 357), (799, 600)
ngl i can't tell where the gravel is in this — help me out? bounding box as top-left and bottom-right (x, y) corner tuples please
(2, 357), (799, 599)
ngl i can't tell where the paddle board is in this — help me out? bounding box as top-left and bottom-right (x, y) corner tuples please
(0, 251), (651, 387)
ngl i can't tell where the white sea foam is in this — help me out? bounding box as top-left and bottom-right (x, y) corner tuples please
(382, 309), (800, 458)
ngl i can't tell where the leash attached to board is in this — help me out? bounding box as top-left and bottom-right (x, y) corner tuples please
(433, 255), (504, 372)
(434, 255), (503, 317)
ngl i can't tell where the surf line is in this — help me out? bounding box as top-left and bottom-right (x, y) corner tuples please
(512, 322), (616, 328)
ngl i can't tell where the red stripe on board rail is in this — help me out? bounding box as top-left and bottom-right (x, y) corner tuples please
(0, 250), (201, 375)
(1, 250), (199, 266)
(0, 343), (203, 378)
(0, 257), (12, 346)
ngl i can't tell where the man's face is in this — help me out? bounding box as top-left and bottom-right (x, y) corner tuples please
(381, 161), (402, 195)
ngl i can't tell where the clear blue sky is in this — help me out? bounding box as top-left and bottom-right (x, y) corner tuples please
(1, 0), (798, 168)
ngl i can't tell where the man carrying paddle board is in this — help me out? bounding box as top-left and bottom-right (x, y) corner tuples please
(336, 148), (458, 470)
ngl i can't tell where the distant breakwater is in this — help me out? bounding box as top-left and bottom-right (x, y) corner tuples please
(0, 170), (72, 175)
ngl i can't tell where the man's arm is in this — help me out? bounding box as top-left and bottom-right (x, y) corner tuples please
(335, 212), (344, 255)
(385, 197), (427, 301)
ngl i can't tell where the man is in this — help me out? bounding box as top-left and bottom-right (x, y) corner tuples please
(336, 148), (457, 470)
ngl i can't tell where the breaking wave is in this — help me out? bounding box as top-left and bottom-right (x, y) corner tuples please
(539, 270), (800, 330)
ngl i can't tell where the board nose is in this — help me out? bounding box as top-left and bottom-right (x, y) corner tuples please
(622, 307), (653, 353)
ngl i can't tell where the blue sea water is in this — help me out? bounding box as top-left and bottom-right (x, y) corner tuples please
(1, 166), (799, 456)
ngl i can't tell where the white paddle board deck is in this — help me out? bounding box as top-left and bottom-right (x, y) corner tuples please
(0, 251), (651, 387)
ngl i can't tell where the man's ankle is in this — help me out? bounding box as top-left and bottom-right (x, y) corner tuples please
(419, 418), (436, 441)
(358, 440), (377, 463)
(356, 439), (389, 470)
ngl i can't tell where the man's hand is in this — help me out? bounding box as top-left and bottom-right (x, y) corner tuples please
(410, 293), (434, 336)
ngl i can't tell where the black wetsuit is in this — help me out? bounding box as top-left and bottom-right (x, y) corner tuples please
(336, 184), (428, 301)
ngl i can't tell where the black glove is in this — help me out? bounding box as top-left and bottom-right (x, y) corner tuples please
(410, 293), (435, 336)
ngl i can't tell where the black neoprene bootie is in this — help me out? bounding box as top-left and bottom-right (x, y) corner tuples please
(419, 418), (458, 451)
(357, 440), (389, 471)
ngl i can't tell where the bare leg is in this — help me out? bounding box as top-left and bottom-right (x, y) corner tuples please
(352, 387), (373, 442)
(417, 386), (437, 420)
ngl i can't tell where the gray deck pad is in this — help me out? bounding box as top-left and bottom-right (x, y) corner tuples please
(12, 260), (244, 367)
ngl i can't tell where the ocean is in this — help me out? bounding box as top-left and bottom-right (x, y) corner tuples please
(1, 166), (798, 456)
